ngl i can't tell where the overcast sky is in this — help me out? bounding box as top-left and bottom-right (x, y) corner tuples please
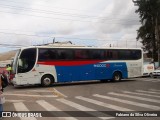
(0, 0), (141, 53)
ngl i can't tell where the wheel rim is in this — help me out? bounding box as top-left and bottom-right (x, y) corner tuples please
(43, 77), (51, 86)
(115, 74), (120, 81)
(114, 72), (121, 81)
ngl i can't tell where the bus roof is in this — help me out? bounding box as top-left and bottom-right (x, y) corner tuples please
(19, 46), (142, 50)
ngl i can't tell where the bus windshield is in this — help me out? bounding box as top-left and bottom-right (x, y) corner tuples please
(17, 48), (37, 73)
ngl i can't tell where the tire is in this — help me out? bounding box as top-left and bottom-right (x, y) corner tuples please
(149, 73), (153, 78)
(41, 75), (54, 87)
(112, 72), (122, 82)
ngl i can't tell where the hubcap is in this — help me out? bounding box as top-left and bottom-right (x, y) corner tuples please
(115, 74), (120, 81)
(44, 77), (51, 85)
(115, 76), (119, 80)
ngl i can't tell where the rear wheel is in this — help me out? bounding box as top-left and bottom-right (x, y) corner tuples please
(41, 75), (54, 87)
(112, 72), (122, 82)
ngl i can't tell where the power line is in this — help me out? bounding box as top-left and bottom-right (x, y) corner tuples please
(0, 3), (138, 21)
(0, 43), (26, 46)
(1, 0), (96, 13)
(0, 31), (137, 42)
(0, 43), (26, 48)
(0, 10), (140, 25)
(1, 0), (139, 18)
(0, 28), (137, 40)
(0, 1), (140, 24)
(0, 31), (49, 37)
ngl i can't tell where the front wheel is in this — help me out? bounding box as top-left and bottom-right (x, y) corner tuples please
(112, 72), (122, 82)
(41, 75), (54, 87)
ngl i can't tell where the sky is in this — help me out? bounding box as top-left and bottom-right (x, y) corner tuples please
(0, 0), (142, 53)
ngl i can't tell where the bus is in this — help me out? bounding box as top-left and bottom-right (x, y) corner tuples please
(11, 46), (143, 87)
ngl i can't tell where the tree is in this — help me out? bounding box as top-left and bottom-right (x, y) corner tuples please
(133, 0), (160, 62)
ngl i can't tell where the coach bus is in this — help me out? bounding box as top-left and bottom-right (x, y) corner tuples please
(11, 46), (143, 86)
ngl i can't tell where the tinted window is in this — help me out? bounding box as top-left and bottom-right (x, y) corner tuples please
(104, 49), (141, 60)
(39, 49), (57, 61)
(75, 49), (90, 59)
(38, 48), (141, 61)
(130, 50), (141, 60)
(104, 50), (118, 60)
(57, 49), (73, 60)
(90, 50), (104, 59)
(118, 50), (131, 60)
(18, 48), (36, 73)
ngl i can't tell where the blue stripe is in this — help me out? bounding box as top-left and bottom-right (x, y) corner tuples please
(55, 62), (128, 82)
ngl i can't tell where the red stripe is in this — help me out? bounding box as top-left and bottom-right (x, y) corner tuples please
(37, 60), (103, 66)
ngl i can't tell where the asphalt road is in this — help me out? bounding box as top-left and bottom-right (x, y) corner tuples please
(2, 77), (160, 120)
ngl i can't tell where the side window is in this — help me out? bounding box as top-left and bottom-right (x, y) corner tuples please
(90, 50), (104, 59)
(131, 50), (141, 60)
(112, 50), (118, 60)
(38, 49), (57, 61)
(118, 50), (131, 60)
(57, 49), (73, 60)
(75, 49), (90, 60)
(104, 50), (118, 60)
(104, 50), (111, 59)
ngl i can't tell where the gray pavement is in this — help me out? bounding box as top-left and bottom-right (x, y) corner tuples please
(2, 77), (160, 120)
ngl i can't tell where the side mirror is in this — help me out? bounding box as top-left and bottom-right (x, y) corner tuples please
(18, 59), (23, 67)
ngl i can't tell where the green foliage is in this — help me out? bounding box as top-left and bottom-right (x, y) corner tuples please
(133, 0), (160, 61)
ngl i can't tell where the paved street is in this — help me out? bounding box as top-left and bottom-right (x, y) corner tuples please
(2, 77), (160, 120)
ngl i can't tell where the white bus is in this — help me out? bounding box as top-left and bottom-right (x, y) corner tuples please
(11, 46), (143, 86)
